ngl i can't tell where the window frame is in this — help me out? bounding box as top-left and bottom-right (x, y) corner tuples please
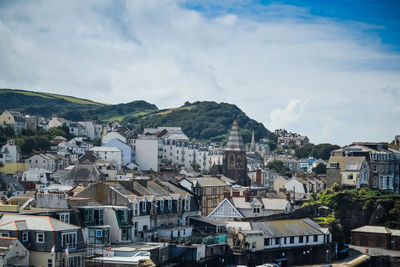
(36, 232), (45, 243)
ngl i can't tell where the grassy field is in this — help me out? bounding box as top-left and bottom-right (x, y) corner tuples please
(0, 89), (105, 105)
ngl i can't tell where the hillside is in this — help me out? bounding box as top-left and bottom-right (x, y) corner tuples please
(125, 101), (273, 143)
(0, 89), (158, 121)
(0, 89), (273, 143)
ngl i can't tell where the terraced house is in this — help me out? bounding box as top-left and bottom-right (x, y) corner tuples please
(0, 214), (86, 267)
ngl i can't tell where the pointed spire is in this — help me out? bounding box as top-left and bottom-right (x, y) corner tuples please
(250, 130), (256, 152)
(226, 120), (246, 151)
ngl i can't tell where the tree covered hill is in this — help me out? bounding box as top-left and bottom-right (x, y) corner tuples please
(0, 89), (273, 143)
(125, 101), (273, 143)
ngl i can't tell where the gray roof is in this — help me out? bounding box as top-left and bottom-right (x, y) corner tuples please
(0, 214), (80, 231)
(0, 174), (25, 192)
(63, 163), (104, 183)
(351, 225), (392, 234)
(251, 218), (325, 238)
(225, 120), (246, 151)
(187, 177), (229, 187)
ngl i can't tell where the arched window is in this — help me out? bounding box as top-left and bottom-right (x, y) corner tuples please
(228, 154), (235, 169)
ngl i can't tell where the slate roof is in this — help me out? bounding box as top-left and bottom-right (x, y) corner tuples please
(62, 163), (104, 183)
(186, 177), (229, 187)
(225, 120), (246, 151)
(329, 156), (366, 171)
(0, 214), (80, 231)
(251, 218), (325, 238)
(261, 198), (289, 211)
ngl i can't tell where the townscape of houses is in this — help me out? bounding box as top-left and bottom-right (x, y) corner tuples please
(0, 109), (399, 266)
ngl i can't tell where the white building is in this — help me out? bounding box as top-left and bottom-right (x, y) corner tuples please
(134, 136), (162, 171)
(90, 146), (123, 170)
(102, 131), (127, 144)
(0, 140), (20, 165)
(22, 168), (53, 184)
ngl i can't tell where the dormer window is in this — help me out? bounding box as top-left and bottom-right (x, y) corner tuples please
(253, 207), (261, 214)
(134, 202), (139, 216)
(142, 200), (147, 212)
(168, 199), (172, 211)
(160, 199), (165, 211)
(184, 196), (190, 211)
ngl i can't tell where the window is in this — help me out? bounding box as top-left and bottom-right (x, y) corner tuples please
(1, 232), (9, 237)
(212, 188), (217, 195)
(168, 199), (172, 210)
(84, 209), (94, 223)
(184, 197), (190, 211)
(36, 233), (45, 243)
(63, 256), (81, 267)
(253, 207), (260, 214)
(61, 232), (77, 249)
(120, 210), (128, 222)
(313, 235), (318, 242)
(134, 202), (139, 216)
(142, 200), (147, 212)
(22, 231), (28, 242)
(290, 237), (294, 244)
(299, 236), (304, 243)
(134, 222), (138, 237)
(264, 238), (270, 246)
(121, 228), (132, 241)
(275, 237), (280, 245)
(48, 259), (53, 267)
(160, 199), (164, 211)
(177, 198), (182, 212)
(89, 229), (109, 245)
(284, 237), (287, 244)
(59, 213), (70, 223)
(348, 174), (353, 180)
(306, 236), (309, 243)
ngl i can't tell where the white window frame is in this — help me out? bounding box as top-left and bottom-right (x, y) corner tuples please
(59, 212), (70, 223)
(36, 232), (45, 243)
(61, 232), (77, 249)
(184, 196), (190, 211)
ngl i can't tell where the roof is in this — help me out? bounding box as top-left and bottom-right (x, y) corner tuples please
(351, 225), (392, 234)
(225, 120), (246, 151)
(0, 214), (80, 231)
(329, 156), (366, 171)
(261, 198), (289, 210)
(0, 173), (25, 191)
(62, 163), (104, 183)
(251, 218), (325, 238)
(189, 216), (226, 226)
(90, 146), (122, 152)
(186, 177), (229, 187)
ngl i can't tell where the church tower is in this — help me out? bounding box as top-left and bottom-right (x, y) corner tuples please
(250, 130), (256, 152)
(223, 120), (250, 186)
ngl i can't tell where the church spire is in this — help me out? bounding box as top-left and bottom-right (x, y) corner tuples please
(250, 129), (256, 152)
(225, 120), (246, 151)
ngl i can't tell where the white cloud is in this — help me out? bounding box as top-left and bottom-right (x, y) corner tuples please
(268, 99), (308, 130)
(0, 0), (399, 145)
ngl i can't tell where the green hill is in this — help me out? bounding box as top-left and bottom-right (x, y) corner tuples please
(0, 89), (158, 121)
(125, 101), (273, 143)
(0, 89), (273, 143)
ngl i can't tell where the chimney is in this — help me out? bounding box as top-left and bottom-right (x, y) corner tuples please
(286, 192), (290, 201)
(256, 169), (262, 184)
(244, 189), (251, 202)
(223, 190), (230, 200)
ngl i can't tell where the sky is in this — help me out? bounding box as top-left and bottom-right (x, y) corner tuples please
(0, 0), (399, 146)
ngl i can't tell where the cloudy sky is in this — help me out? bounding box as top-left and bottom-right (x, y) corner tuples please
(0, 0), (399, 145)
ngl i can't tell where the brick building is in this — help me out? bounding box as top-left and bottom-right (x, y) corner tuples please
(351, 225), (400, 251)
